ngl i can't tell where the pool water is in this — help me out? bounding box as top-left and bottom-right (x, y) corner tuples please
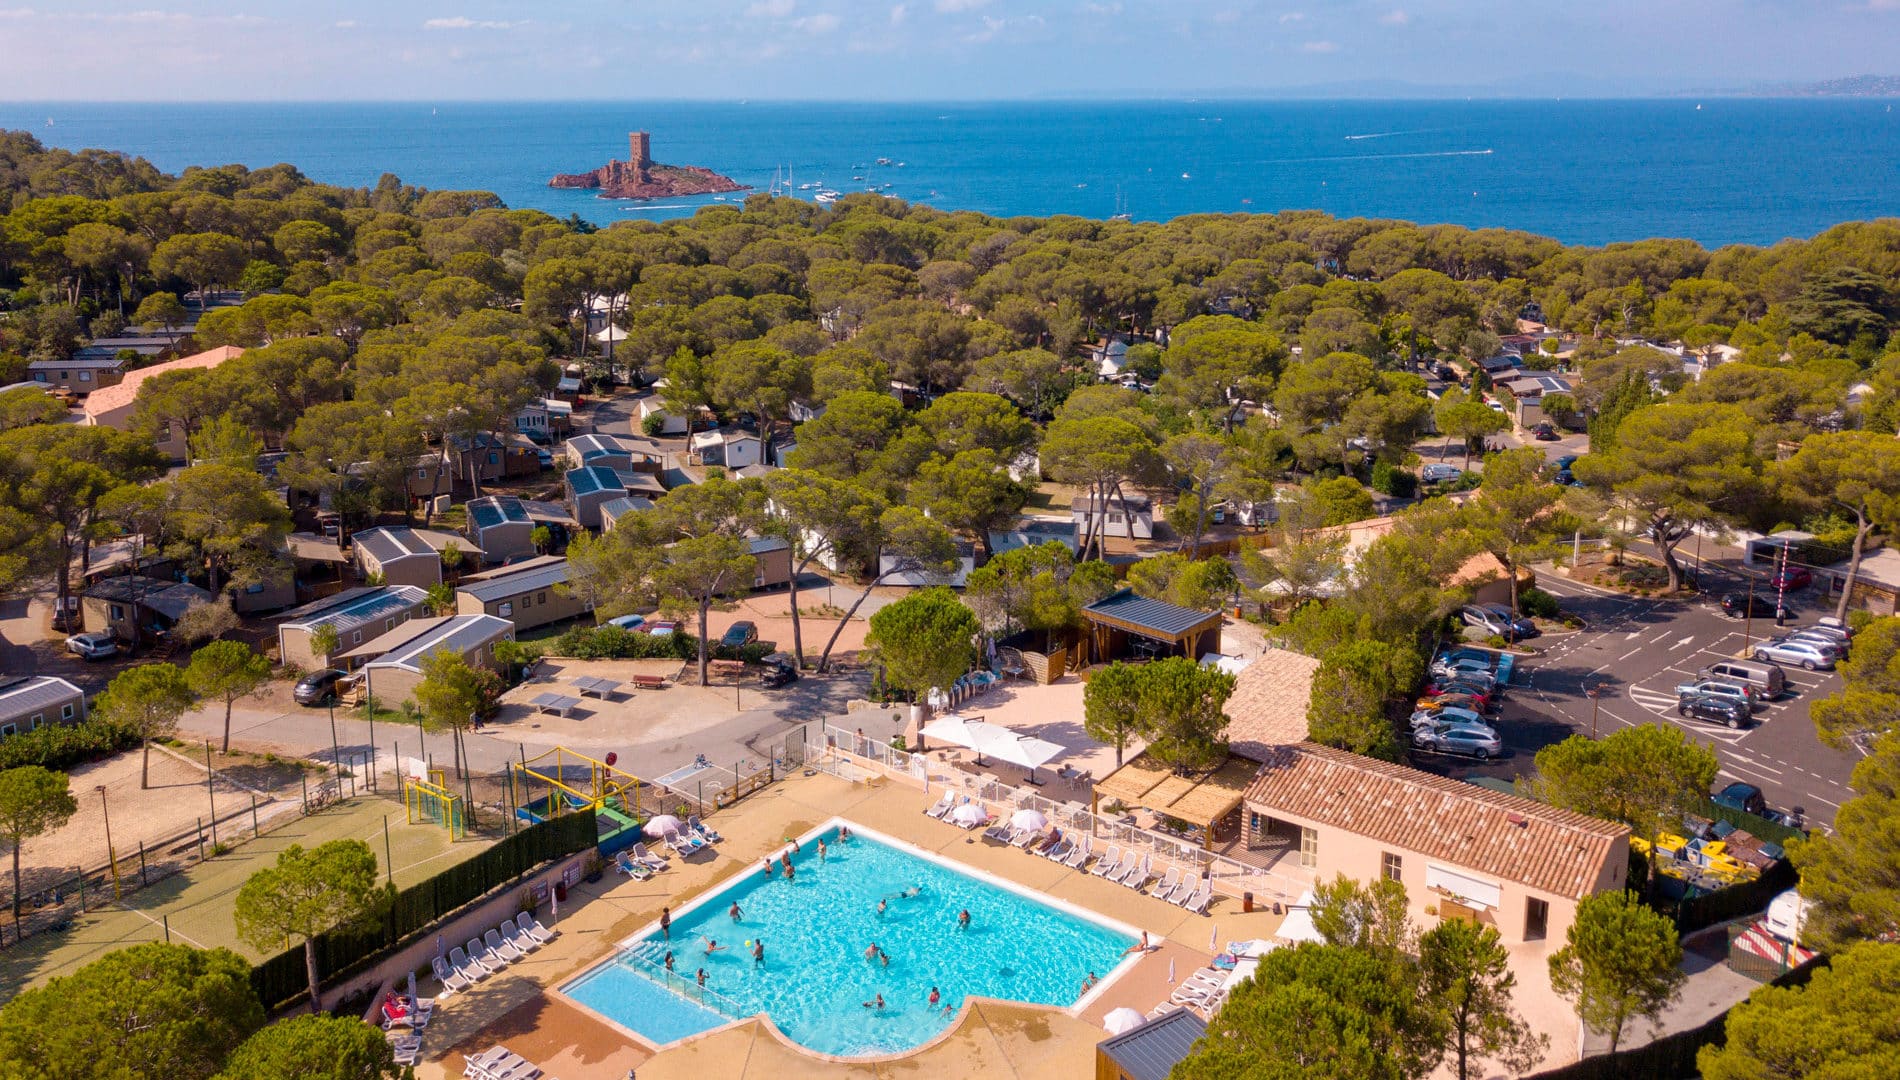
(562, 822), (1137, 1058)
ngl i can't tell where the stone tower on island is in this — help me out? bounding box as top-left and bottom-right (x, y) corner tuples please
(627, 132), (651, 172)
(548, 131), (746, 200)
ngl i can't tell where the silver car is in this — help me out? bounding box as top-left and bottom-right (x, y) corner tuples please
(1673, 679), (1761, 713)
(1753, 638), (1838, 671)
(64, 631), (118, 661)
(1409, 706), (1494, 735)
(1413, 727), (1502, 759)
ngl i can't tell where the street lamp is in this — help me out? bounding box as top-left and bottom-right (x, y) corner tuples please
(96, 785), (120, 900)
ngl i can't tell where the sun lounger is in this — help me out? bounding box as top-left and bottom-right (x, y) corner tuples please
(613, 852), (652, 879)
(664, 829), (706, 856)
(448, 945), (489, 981)
(467, 937), (506, 973)
(925, 792), (955, 818)
(1116, 855), (1151, 888)
(387, 1031), (422, 1067)
(1089, 845), (1125, 878)
(432, 955), (471, 995)
(630, 843), (668, 870)
(1177, 883), (1212, 915)
(1012, 827), (1041, 848)
(687, 815), (722, 843)
(501, 920), (539, 954)
(983, 823), (1014, 844)
(487, 928), (526, 963)
(464, 1048), (509, 1078)
(1042, 837), (1073, 861)
(1169, 984), (1215, 1008)
(1063, 836), (1093, 868)
(517, 912), (556, 944)
(1147, 866), (1182, 899)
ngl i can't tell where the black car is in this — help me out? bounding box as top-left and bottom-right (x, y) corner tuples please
(1712, 781), (1769, 818)
(1720, 591), (1791, 622)
(1678, 695), (1752, 729)
(1531, 423), (1559, 441)
(294, 669), (347, 706)
(721, 621), (758, 649)
(759, 661), (798, 688)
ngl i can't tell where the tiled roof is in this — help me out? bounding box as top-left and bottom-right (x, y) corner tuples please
(82, 346), (243, 417)
(1242, 743), (1628, 900)
(1223, 648), (1323, 761)
(1082, 588), (1222, 639)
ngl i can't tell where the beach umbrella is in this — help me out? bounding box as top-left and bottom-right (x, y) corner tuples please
(980, 730), (1066, 784)
(1210, 923), (1219, 951)
(1009, 808), (1048, 832)
(644, 814), (684, 837)
(407, 968), (418, 1006)
(919, 715), (1008, 764)
(949, 803), (988, 827)
(1168, 957), (1176, 984)
(1103, 1007), (1145, 1034)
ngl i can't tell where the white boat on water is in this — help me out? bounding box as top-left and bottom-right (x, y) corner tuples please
(814, 189), (841, 204)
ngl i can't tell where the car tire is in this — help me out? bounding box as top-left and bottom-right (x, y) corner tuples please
(1474, 748), (1491, 760)
(1727, 716), (1741, 729)
(1802, 660), (1817, 671)
(1754, 650), (1770, 661)
(1676, 705), (1689, 716)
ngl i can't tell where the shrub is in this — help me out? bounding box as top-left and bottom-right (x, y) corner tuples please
(548, 624), (698, 661)
(0, 715), (140, 773)
(1519, 587), (1562, 619)
(1369, 460), (1416, 498)
(640, 412), (667, 437)
(1849, 609), (1876, 632)
(1484, 634), (1509, 648)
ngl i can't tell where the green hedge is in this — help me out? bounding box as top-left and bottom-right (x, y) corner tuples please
(547, 624), (699, 661)
(1692, 795), (1807, 847)
(249, 809), (598, 1011)
(0, 715), (139, 773)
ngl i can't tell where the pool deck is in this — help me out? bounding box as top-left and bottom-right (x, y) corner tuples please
(413, 769), (1289, 1079)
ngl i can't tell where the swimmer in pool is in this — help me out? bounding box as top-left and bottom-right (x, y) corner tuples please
(704, 937), (726, 954)
(838, 825), (851, 841)
(697, 968), (707, 988)
(928, 986), (940, 1008)
(817, 839), (828, 861)
(664, 951), (675, 972)
(957, 909), (971, 930)
(876, 899), (887, 915)
(863, 993), (884, 1010)
(864, 943), (881, 962)
(1081, 971), (1098, 992)
(879, 948), (890, 967)
(752, 939), (764, 965)
(762, 858), (775, 878)
(785, 862), (796, 882)
(730, 901), (743, 920)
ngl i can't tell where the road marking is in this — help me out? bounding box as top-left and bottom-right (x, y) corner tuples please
(113, 902), (207, 948)
(1618, 647), (1643, 661)
(1727, 754), (1783, 776)
(1626, 630), (1643, 640)
(1672, 635), (1696, 650)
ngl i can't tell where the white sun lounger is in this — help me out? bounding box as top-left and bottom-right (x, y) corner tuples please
(466, 937), (505, 973)
(1147, 866), (1183, 899)
(1116, 854), (1151, 888)
(500, 920), (539, 954)
(925, 792), (955, 818)
(1042, 837), (1073, 861)
(1062, 835), (1092, 868)
(1089, 845), (1124, 878)
(486, 928), (526, 963)
(517, 912), (556, 944)
(433, 955), (472, 995)
(629, 843), (668, 870)
(1177, 882), (1213, 915)
(448, 945), (489, 981)
(1011, 827), (1041, 849)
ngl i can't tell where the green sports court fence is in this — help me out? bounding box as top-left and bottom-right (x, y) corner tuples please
(249, 808), (597, 1010)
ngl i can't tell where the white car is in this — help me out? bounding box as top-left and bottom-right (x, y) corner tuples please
(1752, 638), (1837, 671)
(1420, 463), (1463, 483)
(65, 631), (118, 661)
(1409, 708), (1496, 739)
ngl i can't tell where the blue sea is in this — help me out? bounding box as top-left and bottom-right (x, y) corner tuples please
(5, 100), (1898, 246)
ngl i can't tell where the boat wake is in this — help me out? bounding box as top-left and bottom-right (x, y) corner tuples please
(1343, 128), (1440, 141)
(1259, 149), (1494, 165)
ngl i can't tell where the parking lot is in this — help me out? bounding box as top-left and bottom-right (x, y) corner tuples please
(1413, 569), (1863, 828)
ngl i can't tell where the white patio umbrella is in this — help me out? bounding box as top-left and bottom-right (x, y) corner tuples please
(979, 730), (1066, 784)
(643, 814), (684, 838)
(1103, 1007), (1146, 1034)
(919, 715), (1010, 765)
(1009, 808), (1049, 833)
(949, 802), (988, 827)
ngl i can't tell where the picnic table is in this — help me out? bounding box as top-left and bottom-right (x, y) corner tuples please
(572, 676), (622, 700)
(529, 692), (582, 718)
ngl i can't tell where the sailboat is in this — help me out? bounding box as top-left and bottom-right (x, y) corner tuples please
(1110, 186), (1131, 222)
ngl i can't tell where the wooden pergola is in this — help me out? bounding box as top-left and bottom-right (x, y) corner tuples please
(1091, 750), (1260, 850)
(1081, 588), (1224, 666)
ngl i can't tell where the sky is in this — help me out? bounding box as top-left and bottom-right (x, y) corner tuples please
(0, 1), (1894, 101)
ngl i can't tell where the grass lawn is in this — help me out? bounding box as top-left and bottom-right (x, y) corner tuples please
(0, 794), (496, 996)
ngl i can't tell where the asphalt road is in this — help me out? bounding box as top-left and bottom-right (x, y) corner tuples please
(1412, 568), (1863, 829)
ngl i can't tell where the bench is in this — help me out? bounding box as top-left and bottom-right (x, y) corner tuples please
(631, 674), (667, 691)
(710, 659), (747, 678)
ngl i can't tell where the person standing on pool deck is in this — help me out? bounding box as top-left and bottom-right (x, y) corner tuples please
(957, 908), (971, 930)
(729, 901), (742, 921)
(660, 906), (671, 939)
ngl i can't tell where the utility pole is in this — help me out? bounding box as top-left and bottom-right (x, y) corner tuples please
(97, 785), (119, 900)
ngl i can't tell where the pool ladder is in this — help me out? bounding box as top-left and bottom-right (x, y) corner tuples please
(621, 943), (748, 1018)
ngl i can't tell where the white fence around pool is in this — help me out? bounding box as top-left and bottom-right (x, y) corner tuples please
(812, 723), (1310, 912)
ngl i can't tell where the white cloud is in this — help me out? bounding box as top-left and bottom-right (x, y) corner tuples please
(1211, 9), (1241, 24)
(1278, 11), (1305, 23)
(1081, 2), (1122, 13)
(1380, 9), (1409, 25)
(890, 3), (907, 24)
(1301, 39), (1337, 52)
(334, 19), (357, 28)
(936, 0), (991, 11)
(422, 16), (519, 30)
(795, 12), (839, 32)
(746, 0), (795, 16)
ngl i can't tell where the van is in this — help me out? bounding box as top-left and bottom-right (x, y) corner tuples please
(1699, 659), (1787, 698)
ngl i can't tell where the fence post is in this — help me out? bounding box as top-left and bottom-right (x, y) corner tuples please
(197, 817), (206, 863)
(251, 792), (260, 836)
(205, 741), (218, 848)
(163, 914), (170, 942)
(301, 771), (309, 813)
(138, 840), (147, 886)
(384, 816), (394, 887)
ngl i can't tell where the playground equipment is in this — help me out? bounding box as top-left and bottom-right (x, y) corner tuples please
(405, 769), (467, 839)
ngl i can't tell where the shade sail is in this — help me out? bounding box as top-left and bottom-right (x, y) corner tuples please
(981, 731), (1065, 771)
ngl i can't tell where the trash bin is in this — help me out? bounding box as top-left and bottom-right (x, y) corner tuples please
(1243, 891), (1254, 914)
(554, 880), (568, 903)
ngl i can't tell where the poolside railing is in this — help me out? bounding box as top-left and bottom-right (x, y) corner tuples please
(619, 942), (749, 1018)
(813, 723), (1309, 911)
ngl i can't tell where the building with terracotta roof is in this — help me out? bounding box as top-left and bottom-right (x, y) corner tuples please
(81, 346), (244, 460)
(1222, 648), (1324, 762)
(1240, 742), (1628, 947)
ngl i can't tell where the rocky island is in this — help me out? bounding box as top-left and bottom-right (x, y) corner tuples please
(549, 132), (747, 200)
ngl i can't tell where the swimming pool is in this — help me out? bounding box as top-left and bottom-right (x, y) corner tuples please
(560, 820), (1140, 1058)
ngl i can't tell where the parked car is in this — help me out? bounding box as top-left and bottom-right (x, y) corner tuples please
(1789, 626), (1851, 653)
(1752, 638), (1837, 671)
(1553, 454), (1580, 472)
(535, 449), (554, 470)
(1414, 692), (1492, 715)
(1712, 781), (1770, 819)
(1678, 695), (1753, 729)
(1413, 726), (1501, 759)
(1430, 656), (1495, 681)
(1459, 604), (1537, 640)
(1434, 647), (1514, 685)
(1675, 679), (1761, 712)
(1531, 423), (1559, 441)
(1425, 681), (1496, 708)
(1409, 706), (1493, 735)
(1720, 591), (1791, 622)
(759, 655), (799, 688)
(720, 621), (758, 649)
(646, 620), (680, 636)
(604, 613), (647, 631)
(64, 631), (118, 661)
(1420, 463), (1463, 484)
(294, 668), (348, 706)
(1770, 566), (1814, 591)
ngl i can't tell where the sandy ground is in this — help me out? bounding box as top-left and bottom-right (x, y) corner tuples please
(13, 742), (311, 898)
